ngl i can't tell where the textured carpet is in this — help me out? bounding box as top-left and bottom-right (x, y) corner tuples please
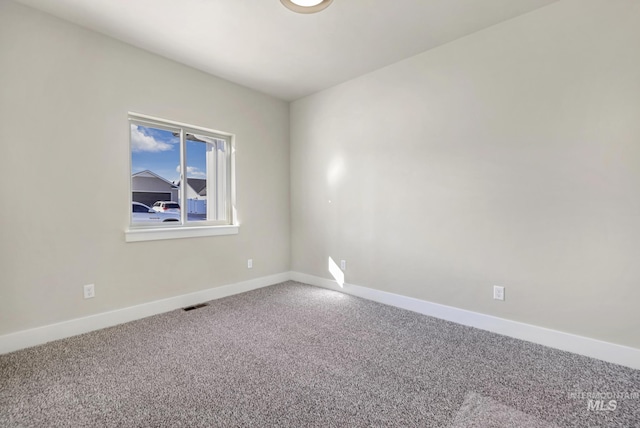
(1, 281), (638, 427)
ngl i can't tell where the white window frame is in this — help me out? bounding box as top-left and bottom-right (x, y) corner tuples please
(125, 113), (238, 242)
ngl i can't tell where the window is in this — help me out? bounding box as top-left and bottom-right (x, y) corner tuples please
(126, 113), (237, 242)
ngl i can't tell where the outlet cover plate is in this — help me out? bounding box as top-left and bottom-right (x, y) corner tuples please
(83, 284), (95, 299)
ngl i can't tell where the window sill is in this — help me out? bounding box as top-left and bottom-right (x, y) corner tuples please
(125, 224), (239, 242)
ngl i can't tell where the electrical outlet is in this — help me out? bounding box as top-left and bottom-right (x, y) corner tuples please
(340, 260), (346, 270)
(493, 285), (505, 301)
(83, 284), (95, 299)
(247, 259), (253, 269)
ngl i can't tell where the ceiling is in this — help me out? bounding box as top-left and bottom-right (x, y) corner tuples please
(17, 0), (559, 101)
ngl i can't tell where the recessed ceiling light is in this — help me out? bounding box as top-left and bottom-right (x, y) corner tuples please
(280, 0), (333, 14)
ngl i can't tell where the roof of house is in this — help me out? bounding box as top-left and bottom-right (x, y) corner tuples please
(132, 170), (178, 188)
(177, 178), (207, 197)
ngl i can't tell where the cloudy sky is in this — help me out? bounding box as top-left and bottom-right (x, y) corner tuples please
(131, 124), (207, 183)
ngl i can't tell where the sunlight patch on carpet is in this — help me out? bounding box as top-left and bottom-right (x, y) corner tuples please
(451, 392), (561, 428)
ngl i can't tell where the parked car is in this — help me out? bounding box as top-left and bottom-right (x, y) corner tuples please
(152, 201), (181, 213)
(132, 202), (180, 223)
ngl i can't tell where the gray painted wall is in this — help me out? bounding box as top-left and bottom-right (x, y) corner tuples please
(2, 0), (639, 351)
(290, 0), (640, 348)
(0, 0), (290, 335)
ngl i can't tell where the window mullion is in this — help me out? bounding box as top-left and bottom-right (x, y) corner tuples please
(217, 140), (225, 221)
(180, 128), (187, 225)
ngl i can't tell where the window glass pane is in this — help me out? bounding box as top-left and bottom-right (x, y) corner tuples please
(130, 124), (181, 224)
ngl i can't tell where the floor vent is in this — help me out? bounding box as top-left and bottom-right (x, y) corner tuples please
(183, 303), (208, 312)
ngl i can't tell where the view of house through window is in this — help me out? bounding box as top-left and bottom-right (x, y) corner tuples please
(130, 115), (231, 227)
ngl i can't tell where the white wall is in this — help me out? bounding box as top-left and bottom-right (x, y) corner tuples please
(291, 0), (640, 349)
(0, 0), (290, 335)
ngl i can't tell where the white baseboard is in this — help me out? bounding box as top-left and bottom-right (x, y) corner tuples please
(290, 271), (640, 370)
(0, 272), (291, 355)
(3, 270), (639, 371)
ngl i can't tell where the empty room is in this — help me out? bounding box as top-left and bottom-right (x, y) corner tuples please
(1, 0), (639, 426)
